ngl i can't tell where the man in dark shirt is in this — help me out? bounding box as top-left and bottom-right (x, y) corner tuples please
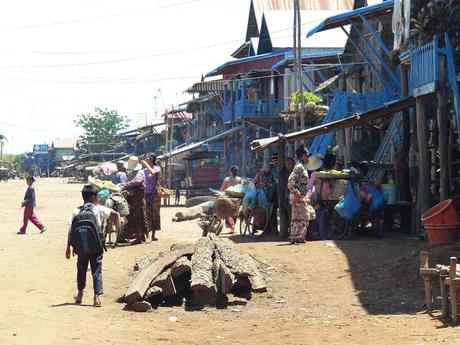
(17, 176), (46, 235)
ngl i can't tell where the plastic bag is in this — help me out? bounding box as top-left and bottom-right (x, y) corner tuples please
(97, 189), (111, 204)
(334, 182), (361, 220)
(242, 188), (257, 210)
(369, 182), (386, 213)
(257, 189), (269, 209)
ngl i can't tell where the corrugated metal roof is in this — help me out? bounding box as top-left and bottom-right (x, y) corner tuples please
(253, 0), (354, 15)
(185, 80), (227, 93)
(157, 126), (242, 160)
(307, 1), (394, 37)
(51, 138), (77, 149)
(264, 10), (349, 49)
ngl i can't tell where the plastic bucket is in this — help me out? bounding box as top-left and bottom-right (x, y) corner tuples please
(381, 184), (396, 205)
(426, 223), (459, 245)
(421, 199), (458, 226)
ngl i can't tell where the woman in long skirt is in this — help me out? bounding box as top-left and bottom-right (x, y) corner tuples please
(141, 153), (162, 241)
(287, 144), (311, 244)
(121, 156), (148, 244)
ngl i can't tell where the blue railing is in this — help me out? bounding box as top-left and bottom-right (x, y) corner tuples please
(310, 88), (399, 157)
(409, 36), (440, 97)
(223, 98), (281, 122)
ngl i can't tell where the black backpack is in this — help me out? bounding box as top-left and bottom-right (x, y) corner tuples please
(70, 205), (106, 256)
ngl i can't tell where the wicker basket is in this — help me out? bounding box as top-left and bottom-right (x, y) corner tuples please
(214, 195), (239, 219)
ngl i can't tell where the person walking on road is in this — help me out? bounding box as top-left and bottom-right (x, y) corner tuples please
(66, 185), (118, 307)
(17, 176), (46, 235)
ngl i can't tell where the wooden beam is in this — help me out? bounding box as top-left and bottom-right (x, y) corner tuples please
(437, 56), (449, 200)
(278, 141), (288, 239)
(416, 98), (431, 216)
(124, 245), (194, 304)
(451, 257), (458, 323)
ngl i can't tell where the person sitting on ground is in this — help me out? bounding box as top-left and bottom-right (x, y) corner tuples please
(65, 185), (118, 307)
(219, 166), (242, 234)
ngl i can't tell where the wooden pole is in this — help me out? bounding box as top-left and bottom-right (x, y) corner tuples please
(437, 56), (449, 200)
(278, 141), (288, 239)
(400, 65), (411, 201)
(450, 257), (458, 323)
(241, 123), (247, 177)
(420, 251), (433, 311)
(416, 98), (431, 218)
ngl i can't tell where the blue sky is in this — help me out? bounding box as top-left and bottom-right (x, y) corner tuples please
(0, 0), (250, 153)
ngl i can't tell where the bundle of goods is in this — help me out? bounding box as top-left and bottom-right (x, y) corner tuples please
(88, 176), (120, 192)
(213, 195), (239, 219)
(224, 183), (250, 198)
(314, 178), (348, 201)
(242, 188), (269, 211)
(121, 235), (267, 312)
(316, 169), (351, 179)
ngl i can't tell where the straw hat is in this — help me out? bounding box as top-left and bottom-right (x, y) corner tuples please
(306, 154), (323, 171)
(124, 156), (142, 171)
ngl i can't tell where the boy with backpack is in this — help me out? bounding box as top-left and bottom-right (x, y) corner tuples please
(66, 185), (118, 307)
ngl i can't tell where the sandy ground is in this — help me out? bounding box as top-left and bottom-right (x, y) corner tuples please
(1, 178), (460, 344)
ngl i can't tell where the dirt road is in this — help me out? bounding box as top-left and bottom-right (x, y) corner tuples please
(0, 178), (459, 344)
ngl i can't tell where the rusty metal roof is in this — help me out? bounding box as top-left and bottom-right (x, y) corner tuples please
(253, 0), (354, 15)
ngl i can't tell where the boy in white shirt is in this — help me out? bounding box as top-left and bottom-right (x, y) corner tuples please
(66, 185), (118, 307)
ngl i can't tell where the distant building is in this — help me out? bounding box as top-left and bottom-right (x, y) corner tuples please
(33, 144), (50, 175)
(49, 138), (77, 170)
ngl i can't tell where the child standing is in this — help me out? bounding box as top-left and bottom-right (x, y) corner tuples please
(66, 185), (118, 307)
(17, 176), (46, 235)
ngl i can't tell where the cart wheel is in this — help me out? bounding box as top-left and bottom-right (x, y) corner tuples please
(249, 206), (269, 238)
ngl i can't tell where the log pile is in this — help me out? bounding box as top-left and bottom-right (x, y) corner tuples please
(121, 235), (267, 312)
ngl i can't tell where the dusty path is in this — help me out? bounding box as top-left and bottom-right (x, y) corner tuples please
(0, 178), (459, 344)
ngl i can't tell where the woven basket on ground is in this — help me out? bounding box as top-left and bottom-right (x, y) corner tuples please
(214, 195), (239, 219)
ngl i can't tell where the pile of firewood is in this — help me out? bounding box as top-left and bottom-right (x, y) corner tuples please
(121, 234), (267, 312)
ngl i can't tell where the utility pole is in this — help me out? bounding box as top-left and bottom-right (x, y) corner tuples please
(295, 0), (305, 129)
(292, 0), (298, 132)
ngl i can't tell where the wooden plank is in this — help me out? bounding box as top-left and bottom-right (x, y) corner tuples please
(124, 245), (194, 304)
(171, 256), (192, 278)
(450, 257), (458, 323)
(416, 98), (431, 216)
(131, 300), (152, 312)
(241, 254), (267, 293)
(144, 286), (163, 300)
(151, 268), (172, 288)
(210, 234), (254, 277)
(190, 236), (215, 305)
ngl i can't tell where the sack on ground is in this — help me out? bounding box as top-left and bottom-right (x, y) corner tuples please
(334, 182), (361, 220)
(70, 205), (105, 256)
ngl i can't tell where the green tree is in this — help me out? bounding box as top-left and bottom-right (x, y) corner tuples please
(74, 108), (130, 154)
(0, 134), (7, 164)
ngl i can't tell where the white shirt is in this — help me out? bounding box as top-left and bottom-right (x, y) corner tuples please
(67, 202), (112, 233)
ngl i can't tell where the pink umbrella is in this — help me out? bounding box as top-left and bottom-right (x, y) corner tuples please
(100, 162), (118, 176)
